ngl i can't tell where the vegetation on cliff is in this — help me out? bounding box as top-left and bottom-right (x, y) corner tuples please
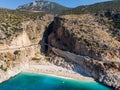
(0, 0), (119, 89)
(42, 14), (120, 89)
(61, 0), (120, 42)
(0, 8), (45, 44)
(62, 0), (120, 15)
(46, 15), (120, 62)
(0, 8), (45, 25)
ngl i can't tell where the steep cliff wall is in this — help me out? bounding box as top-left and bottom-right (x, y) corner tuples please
(46, 15), (120, 62)
(41, 14), (120, 89)
(51, 47), (120, 89)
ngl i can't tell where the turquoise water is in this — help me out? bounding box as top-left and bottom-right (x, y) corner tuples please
(0, 72), (113, 90)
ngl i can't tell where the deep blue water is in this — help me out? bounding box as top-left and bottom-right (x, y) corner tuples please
(0, 72), (113, 90)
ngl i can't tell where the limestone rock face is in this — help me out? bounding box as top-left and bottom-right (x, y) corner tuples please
(51, 47), (120, 89)
(10, 30), (31, 47)
(0, 15), (53, 49)
(0, 44), (39, 83)
(41, 14), (120, 89)
(0, 15), (54, 83)
(45, 15), (120, 62)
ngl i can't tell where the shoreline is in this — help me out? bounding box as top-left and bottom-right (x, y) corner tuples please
(0, 63), (95, 84)
(24, 64), (95, 82)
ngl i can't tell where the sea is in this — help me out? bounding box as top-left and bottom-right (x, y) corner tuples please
(0, 72), (113, 90)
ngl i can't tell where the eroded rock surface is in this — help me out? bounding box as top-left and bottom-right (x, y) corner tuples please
(0, 15), (54, 83)
(41, 14), (120, 89)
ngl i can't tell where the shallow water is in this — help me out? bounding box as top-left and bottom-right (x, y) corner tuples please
(0, 72), (113, 90)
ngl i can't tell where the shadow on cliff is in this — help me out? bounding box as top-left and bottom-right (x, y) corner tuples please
(39, 18), (91, 78)
(39, 21), (54, 55)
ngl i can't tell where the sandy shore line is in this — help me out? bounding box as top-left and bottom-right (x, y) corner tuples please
(24, 64), (95, 81)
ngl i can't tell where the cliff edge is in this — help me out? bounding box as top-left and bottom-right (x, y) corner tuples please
(41, 14), (120, 89)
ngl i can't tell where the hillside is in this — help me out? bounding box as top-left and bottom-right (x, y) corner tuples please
(62, 0), (120, 15)
(0, 1), (120, 89)
(0, 7), (54, 83)
(62, 0), (120, 42)
(17, 0), (69, 14)
(43, 15), (120, 62)
(0, 8), (46, 45)
(41, 15), (120, 89)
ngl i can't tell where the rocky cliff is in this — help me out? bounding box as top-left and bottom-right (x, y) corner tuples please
(0, 44), (39, 83)
(0, 14), (54, 83)
(41, 14), (120, 89)
(0, 6), (120, 89)
(44, 15), (120, 62)
(51, 47), (120, 89)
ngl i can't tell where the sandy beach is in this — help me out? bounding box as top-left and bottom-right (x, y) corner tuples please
(24, 61), (95, 81)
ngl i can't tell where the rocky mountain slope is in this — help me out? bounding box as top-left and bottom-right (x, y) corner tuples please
(62, 0), (120, 15)
(0, 8), (54, 83)
(41, 15), (120, 89)
(0, 1), (120, 89)
(17, 0), (69, 14)
(43, 15), (120, 61)
(0, 8), (54, 46)
(0, 8), (45, 45)
(62, 0), (120, 43)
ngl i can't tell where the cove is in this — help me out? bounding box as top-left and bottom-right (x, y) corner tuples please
(0, 72), (113, 90)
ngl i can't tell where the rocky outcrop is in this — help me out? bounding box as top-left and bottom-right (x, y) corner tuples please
(0, 24), (40, 82)
(0, 44), (39, 83)
(95, 11), (120, 42)
(43, 15), (120, 62)
(0, 7), (119, 89)
(41, 14), (120, 89)
(0, 14), (53, 48)
(0, 15), (54, 83)
(10, 30), (31, 48)
(51, 47), (120, 89)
